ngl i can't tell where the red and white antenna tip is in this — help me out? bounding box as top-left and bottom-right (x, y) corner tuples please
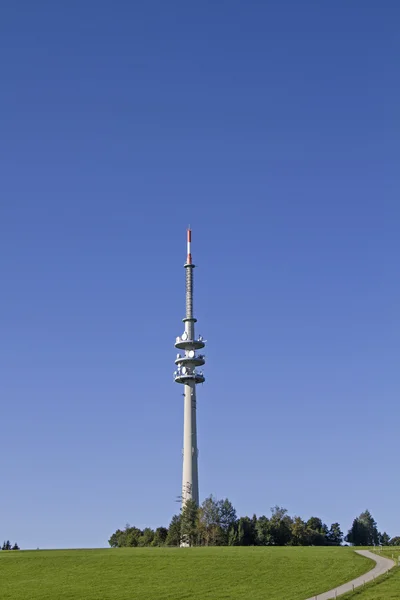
(187, 228), (192, 264)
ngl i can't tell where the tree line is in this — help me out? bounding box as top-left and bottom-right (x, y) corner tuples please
(109, 498), (399, 548)
(109, 496), (345, 547)
(1, 541), (20, 550)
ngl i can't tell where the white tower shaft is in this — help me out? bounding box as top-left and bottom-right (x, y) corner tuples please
(182, 381), (198, 504)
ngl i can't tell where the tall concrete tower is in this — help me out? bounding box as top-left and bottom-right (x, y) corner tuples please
(174, 228), (205, 508)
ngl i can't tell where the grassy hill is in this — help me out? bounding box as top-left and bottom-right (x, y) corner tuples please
(340, 547), (400, 599)
(0, 546), (374, 600)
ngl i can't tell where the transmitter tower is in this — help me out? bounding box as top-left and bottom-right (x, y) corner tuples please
(174, 229), (205, 509)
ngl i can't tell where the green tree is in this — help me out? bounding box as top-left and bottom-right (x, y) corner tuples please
(125, 527), (142, 547)
(390, 536), (400, 546)
(345, 511), (379, 546)
(198, 495), (222, 546)
(290, 517), (310, 546)
(308, 530), (326, 546)
(256, 516), (272, 546)
(108, 531), (121, 548)
(4, 541), (11, 551)
(218, 498), (237, 544)
(326, 523), (343, 546)
(359, 510), (379, 545)
(346, 510), (379, 546)
(228, 524), (239, 546)
(269, 506), (293, 545)
(137, 527), (154, 547)
(306, 517), (328, 546)
(379, 532), (391, 546)
(307, 517), (323, 532)
(346, 518), (364, 545)
(181, 499), (199, 546)
(11, 543), (19, 550)
(321, 523), (329, 537)
(152, 527), (168, 546)
(108, 525), (143, 547)
(251, 514), (258, 543)
(237, 516), (257, 546)
(166, 514), (182, 547)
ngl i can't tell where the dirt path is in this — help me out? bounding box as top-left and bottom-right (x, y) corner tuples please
(304, 549), (395, 600)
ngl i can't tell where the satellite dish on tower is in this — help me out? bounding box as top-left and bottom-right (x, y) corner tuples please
(182, 332), (188, 341)
(188, 350), (195, 358)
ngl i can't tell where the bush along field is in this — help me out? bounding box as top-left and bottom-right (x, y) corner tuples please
(0, 546), (374, 600)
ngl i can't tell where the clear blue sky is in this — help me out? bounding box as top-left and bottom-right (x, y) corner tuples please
(1, 1), (399, 549)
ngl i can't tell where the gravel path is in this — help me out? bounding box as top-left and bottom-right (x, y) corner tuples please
(304, 550), (395, 600)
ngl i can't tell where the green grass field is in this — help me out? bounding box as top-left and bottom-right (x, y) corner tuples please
(0, 546), (374, 600)
(339, 548), (400, 599)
